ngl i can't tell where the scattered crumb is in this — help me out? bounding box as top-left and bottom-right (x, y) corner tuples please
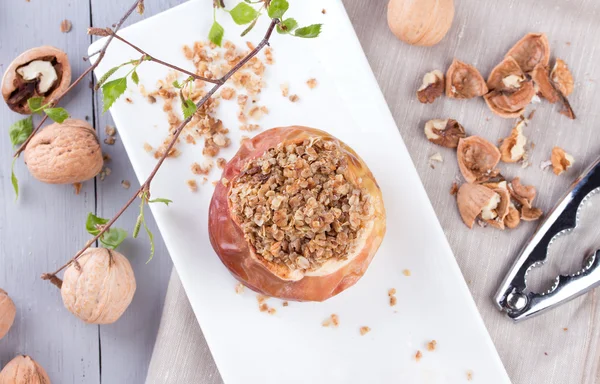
(415, 350), (422, 362)
(237, 94), (248, 107)
(282, 301), (288, 307)
(73, 182), (82, 195)
(235, 283), (245, 294)
(466, 370), (473, 381)
(125, 97), (133, 104)
(429, 152), (443, 168)
(359, 326), (371, 336)
(528, 109), (536, 120)
(212, 181), (218, 186)
(259, 303), (268, 312)
(143, 142), (153, 152)
(566, 41), (571, 46)
(563, 327), (568, 331)
(306, 78), (318, 89)
(147, 95), (157, 104)
(221, 177), (229, 186)
(388, 288), (397, 306)
(220, 87), (236, 100)
(267, 307), (276, 315)
(216, 158), (226, 169)
(280, 83), (289, 97)
(388, 288), (396, 296)
(104, 136), (116, 145)
(321, 8), (326, 14)
(390, 296), (397, 306)
(426, 340), (437, 351)
(103, 153), (112, 162)
(240, 124), (260, 131)
(402, 269), (411, 277)
(289, 94), (299, 102)
(248, 105), (266, 120)
(544, 352), (548, 356)
(191, 161), (213, 175)
(105, 125), (116, 136)
(187, 179), (198, 192)
(450, 182), (459, 196)
(322, 314), (339, 327)
(238, 111), (247, 123)
(60, 19), (72, 33)
(185, 135), (196, 145)
(121, 180), (131, 189)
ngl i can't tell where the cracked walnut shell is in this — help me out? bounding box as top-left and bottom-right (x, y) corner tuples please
(551, 146), (574, 176)
(509, 177), (536, 208)
(0, 355), (50, 384)
(417, 70), (445, 104)
(424, 118), (465, 148)
(0, 289), (16, 340)
(457, 136), (501, 183)
(484, 80), (535, 118)
(531, 63), (576, 119)
(446, 59), (488, 99)
(487, 56), (525, 91)
(387, 0), (455, 47)
(209, 126), (386, 301)
(24, 119), (103, 184)
(551, 59), (574, 96)
(499, 120), (527, 163)
(456, 183), (499, 229)
(2, 46), (71, 114)
(61, 248), (136, 324)
(505, 33), (550, 73)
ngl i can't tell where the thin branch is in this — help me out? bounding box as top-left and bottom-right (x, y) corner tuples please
(41, 18), (279, 281)
(110, 33), (221, 85)
(13, 0), (144, 158)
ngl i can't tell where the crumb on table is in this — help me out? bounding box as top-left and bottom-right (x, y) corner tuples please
(288, 94), (299, 102)
(466, 370), (473, 381)
(306, 78), (318, 89)
(121, 180), (131, 189)
(282, 301), (288, 307)
(426, 340), (437, 351)
(322, 314), (339, 327)
(187, 179), (198, 192)
(415, 350), (422, 362)
(235, 283), (245, 294)
(403, 269), (411, 277)
(143, 143), (153, 152)
(73, 182), (82, 195)
(359, 326), (371, 336)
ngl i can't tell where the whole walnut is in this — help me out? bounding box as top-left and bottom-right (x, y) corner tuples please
(24, 119), (103, 184)
(61, 248), (136, 324)
(0, 289), (16, 340)
(387, 0), (454, 47)
(0, 355), (50, 384)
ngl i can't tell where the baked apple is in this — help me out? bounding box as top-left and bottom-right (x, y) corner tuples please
(209, 126), (386, 301)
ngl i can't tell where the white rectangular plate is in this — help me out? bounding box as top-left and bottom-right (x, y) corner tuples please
(90, 1), (510, 383)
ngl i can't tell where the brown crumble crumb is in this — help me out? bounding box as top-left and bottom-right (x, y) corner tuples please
(531, 142), (536, 149)
(187, 180), (198, 192)
(359, 326), (371, 336)
(60, 19), (72, 33)
(403, 269), (411, 276)
(125, 97), (133, 104)
(267, 307), (276, 315)
(221, 87), (236, 100)
(240, 124), (260, 131)
(105, 125), (116, 136)
(289, 94), (299, 102)
(280, 83), (289, 97)
(185, 135), (197, 145)
(450, 182), (459, 196)
(321, 8), (326, 14)
(256, 295), (268, 304)
(306, 78), (318, 89)
(212, 181), (218, 187)
(216, 158), (227, 169)
(390, 296), (397, 306)
(238, 111), (248, 123)
(121, 180), (131, 189)
(73, 182), (82, 195)
(388, 288), (396, 296)
(466, 370), (473, 381)
(415, 350), (422, 361)
(147, 95), (157, 104)
(237, 94), (248, 107)
(102, 153), (112, 162)
(566, 41), (571, 46)
(322, 314), (339, 327)
(259, 303), (269, 312)
(544, 352), (548, 356)
(191, 161), (212, 175)
(202, 177), (208, 184)
(221, 177), (229, 186)
(282, 301), (288, 307)
(528, 109), (537, 120)
(104, 136), (116, 145)
(563, 327), (568, 331)
(235, 283), (245, 294)
(426, 340), (437, 351)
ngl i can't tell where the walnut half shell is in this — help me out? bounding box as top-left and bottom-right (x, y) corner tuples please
(505, 33), (550, 73)
(1, 46), (71, 114)
(446, 59), (488, 99)
(456, 183), (502, 229)
(457, 136), (501, 183)
(424, 118), (465, 148)
(484, 80), (535, 118)
(0, 289), (16, 340)
(487, 56), (526, 92)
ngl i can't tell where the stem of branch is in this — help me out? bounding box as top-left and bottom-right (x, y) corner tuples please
(41, 18), (279, 282)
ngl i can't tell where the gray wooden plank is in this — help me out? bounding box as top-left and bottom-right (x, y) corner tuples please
(90, 1), (179, 383)
(0, 1), (99, 383)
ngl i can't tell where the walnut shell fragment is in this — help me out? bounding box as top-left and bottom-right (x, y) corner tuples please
(24, 119), (103, 184)
(457, 136), (501, 183)
(446, 59), (488, 99)
(531, 63), (576, 119)
(484, 81), (536, 118)
(487, 56), (526, 91)
(61, 248), (136, 324)
(1, 46), (71, 114)
(499, 120), (527, 163)
(387, 0), (455, 47)
(505, 33), (550, 73)
(417, 70), (445, 104)
(0, 288), (16, 340)
(509, 177), (536, 208)
(485, 187), (510, 229)
(424, 118), (465, 148)
(0, 355), (50, 384)
(456, 183), (499, 229)
(551, 59), (574, 96)
(551, 146), (574, 176)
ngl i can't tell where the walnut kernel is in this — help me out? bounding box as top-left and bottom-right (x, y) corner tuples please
(499, 120), (527, 163)
(424, 118), (466, 148)
(551, 146), (574, 176)
(417, 70), (444, 104)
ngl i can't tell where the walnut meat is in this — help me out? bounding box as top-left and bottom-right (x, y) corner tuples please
(505, 33), (550, 73)
(504, 205), (521, 229)
(1, 46), (71, 114)
(551, 59), (574, 96)
(551, 146), (574, 176)
(0, 355), (50, 384)
(499, 120), (527, 163)
(417, 70), (445, 104)
(209, 126), (386, 301)
(457, 136), (501, 183)
(424, 118), (465, 148)
(0, 289), (16, 340)
(446, 59), (488, 99)
(387, 0), (455, 47)
(24, 119), (103, 184)
(61, 248), (136, 324)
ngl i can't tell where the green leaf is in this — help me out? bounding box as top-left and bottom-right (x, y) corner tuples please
(268, 0), (288, 19)
(230, 2), (258, 25)
(172, 80), (182, 89)
(11, 159), (18, 201)
(208, 20), (224, 46)
(181, 99), (197, 119)
(85, 213), (109, 236)
(102, 77), (128, 113)
(294, 24), (322, 38)
(9, 116), (33, 147)
(100, 228), (128, 249)
(96, 65), (121, 89)
(44, 107), (69, 123)
(143, 219), (155, 263)
(277, 18), (298, 34)
(27, 97), (44, 113)
(240, 17), (259, 37)
(133, 214), (143, 238)
(131, 70), (140, 85)
(148, 198), (172, 205)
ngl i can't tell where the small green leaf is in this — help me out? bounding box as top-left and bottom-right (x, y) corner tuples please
(86, 213), (109, 236)
(9, 116), (33, 147)
(131, 70), (140, 85)
(101, 228), (128, 249)
(208, 20), (224, 46)
(230, 2), (259, 25)
(294, 24), (322, 38)
(148, 198), (172, 206)
(172, 80), (182, 89)
(44, 107), (69, 123)
(277, 18), (298, 34)
(102, 77), (128, 113)
(143, 220), (155, 263)
(181, 99), (197, 119)
(96, 65), (121, 89)
(11, 159), (18, 201)
(133, 214), (143, 238)
(27, 97), (44, 113)
(240, 17), (259, 37)
(268, 0), (288, 19)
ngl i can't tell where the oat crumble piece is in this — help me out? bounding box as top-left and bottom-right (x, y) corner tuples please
(426, 340), (437, 351)
(282, 301), (289, 307)
(259, 303), (269, 312)
(121, 180), (131, 189)
(322, 314), (339, 327)
(280, 83), (289, 97)
(359, 326), (371, 336)
(248, 105), (266, 120)
(234, 283), (245, 294)
(289, 94), (299, 102)
(563, 327), (568, 331)
(105, 125), (116, 136)
(104, 136), (116, 145)
(143, 143), (153, 152)
(147, 95), (157, 104)
(267, 308), (276, 315)
(191, 161), (213, 175)
(240, 124), (260, 132)
(221, 177), (229, 186)
(187, 179), (198, 192)
(466, 370), (473, 381)
(238, 111), (248, 123)
(216, 158), (227, 169)
(221, 87), (236, 100)
(402, 269), (411, 277)
(306, 78), (318, 89)
(60, 19), (72, 33)
(389, 296), (397, 306)
(73, 182), (82, 195)
(186, 135), (197, 145)
(388, 288), (396, 296)
(415, 350), (422, 362)
(450, 182), (459, 196)
(322, 8), (326, 14)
